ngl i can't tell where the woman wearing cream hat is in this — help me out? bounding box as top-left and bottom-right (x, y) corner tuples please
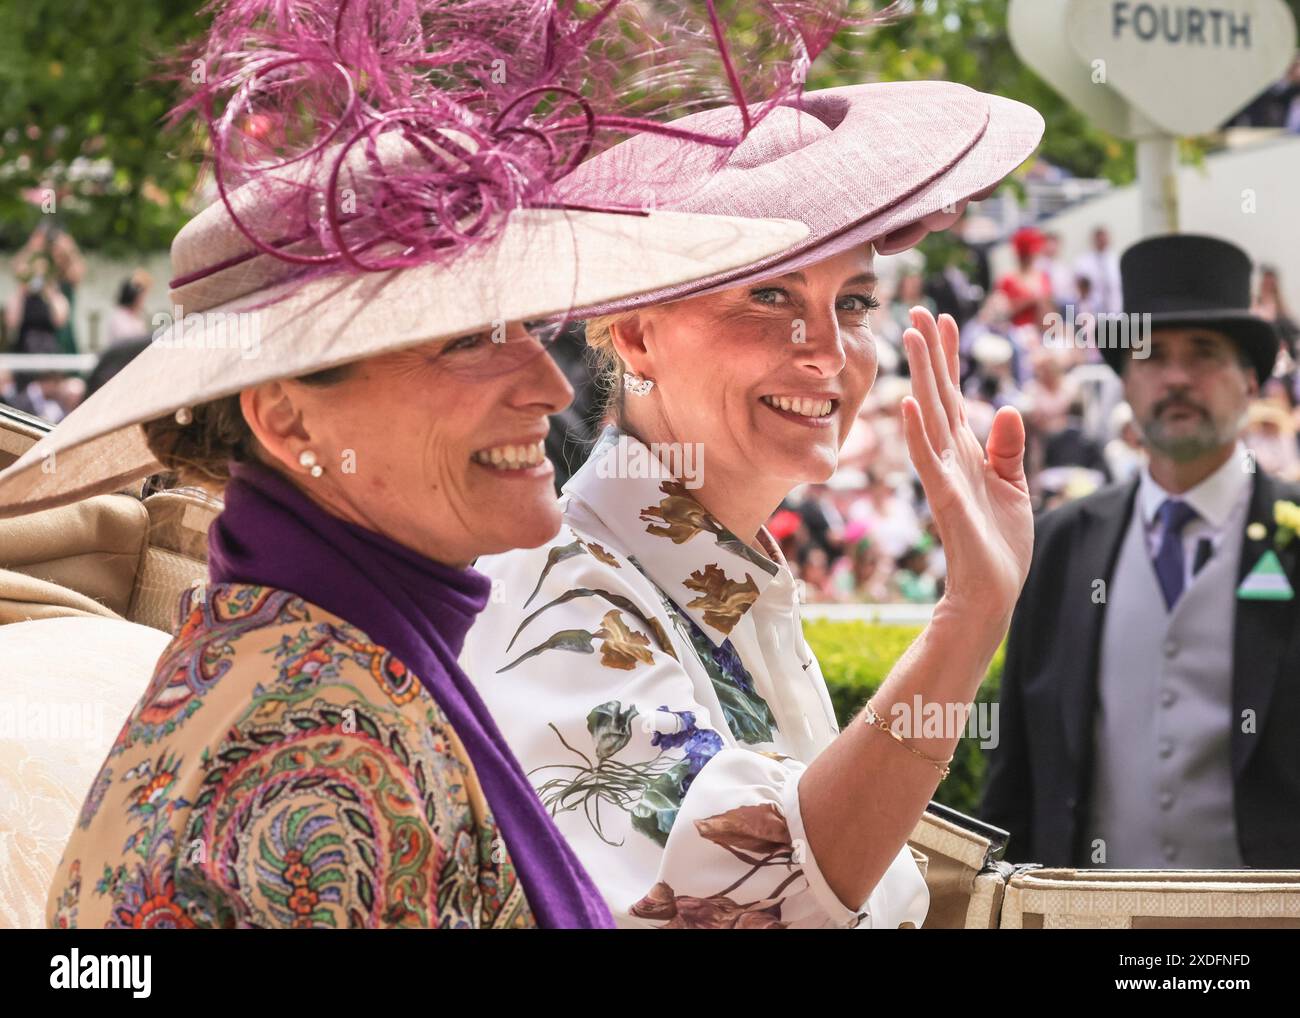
(465, 79), (1045, 927)
(0, 0), (827, 928)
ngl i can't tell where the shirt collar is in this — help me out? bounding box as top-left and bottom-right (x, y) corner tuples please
(1138, 440), (1252, 530)
(563, 425), (780, 645)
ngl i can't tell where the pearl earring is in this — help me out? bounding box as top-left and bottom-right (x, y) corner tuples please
(299, 450), (324, 478)
(623, 371), (655, 397)
(174, 406), (193, 425)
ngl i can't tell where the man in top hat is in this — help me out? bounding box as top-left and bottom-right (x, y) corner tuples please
(981, 233), (1300, 869)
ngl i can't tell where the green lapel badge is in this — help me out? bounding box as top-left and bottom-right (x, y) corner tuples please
(1238, 549), (1295, 601)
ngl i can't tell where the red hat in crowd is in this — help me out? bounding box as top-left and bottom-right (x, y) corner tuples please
(768, 510), (803, 542)
(1012, 226), (1046, 259)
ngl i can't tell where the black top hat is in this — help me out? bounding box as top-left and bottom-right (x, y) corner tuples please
(1102, 233), (1278, 384)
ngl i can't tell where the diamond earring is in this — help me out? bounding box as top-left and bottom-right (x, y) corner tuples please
(299, 450), (324, 478)
(623, 372), (655, 397)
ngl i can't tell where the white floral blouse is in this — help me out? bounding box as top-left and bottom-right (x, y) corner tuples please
(463, 427), (930, 928)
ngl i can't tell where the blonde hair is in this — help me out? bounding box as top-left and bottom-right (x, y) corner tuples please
(583, 312), (636, 422)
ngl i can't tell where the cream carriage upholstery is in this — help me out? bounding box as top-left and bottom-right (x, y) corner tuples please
(1, 407), (216, 926)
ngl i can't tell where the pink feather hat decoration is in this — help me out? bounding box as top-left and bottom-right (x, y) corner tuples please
(0, 0), (884, 517)
(165, 0), (876, 284)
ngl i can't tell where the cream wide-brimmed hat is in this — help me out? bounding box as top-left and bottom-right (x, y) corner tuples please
(0, 138), (806, 518)
(0, 0), (872, 518)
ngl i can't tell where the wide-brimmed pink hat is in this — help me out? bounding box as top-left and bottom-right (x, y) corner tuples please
(0, 0), (864, 518)
(0, 142), (807, 519)
(563, 79), (1044, 312)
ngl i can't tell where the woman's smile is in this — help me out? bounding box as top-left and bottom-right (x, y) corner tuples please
(759, 393), (840, 427)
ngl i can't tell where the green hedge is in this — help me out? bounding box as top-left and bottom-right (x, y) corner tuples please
(802, 619), (1005, 818)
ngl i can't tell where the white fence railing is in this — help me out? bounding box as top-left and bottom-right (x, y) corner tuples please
(0, 354), (99, 373)
(800, 602), (936, 624)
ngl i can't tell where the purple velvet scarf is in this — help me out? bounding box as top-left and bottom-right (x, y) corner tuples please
(207, 460), (613, 929)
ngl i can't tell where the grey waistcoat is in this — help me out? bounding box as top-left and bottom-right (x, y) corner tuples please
(1083, 500), (1247, 868)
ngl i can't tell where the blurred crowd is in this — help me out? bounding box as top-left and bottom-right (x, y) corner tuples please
(1, 222), (153, 422)
(1228, 53), (1300, 134)
(776, 222), (1300, 605)
(5, 218), (1300, 611)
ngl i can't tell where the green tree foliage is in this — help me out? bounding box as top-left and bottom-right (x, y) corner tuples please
(803, 618), (1006, 817)
(0, 0), (207, 254)
(4, 0), (1296, 251)
(816, 0), (1137, 184)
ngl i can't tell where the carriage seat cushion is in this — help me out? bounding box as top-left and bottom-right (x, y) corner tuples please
(0, 616), (171, 928)
(0, 496), (148, 621)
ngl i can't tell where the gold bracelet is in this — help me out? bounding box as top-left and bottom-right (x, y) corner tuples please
(863, 699), (953, 780)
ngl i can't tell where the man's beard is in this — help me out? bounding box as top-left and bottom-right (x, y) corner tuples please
(1138, 397), (1243, 462)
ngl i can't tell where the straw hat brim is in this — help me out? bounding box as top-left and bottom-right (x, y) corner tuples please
(0, 208), (806, 518)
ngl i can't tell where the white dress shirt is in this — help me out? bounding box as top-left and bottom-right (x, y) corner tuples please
(1137, 441), (1253, 592)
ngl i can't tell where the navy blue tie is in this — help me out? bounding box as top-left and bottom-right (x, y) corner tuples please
(1154, 499), (1199, 610)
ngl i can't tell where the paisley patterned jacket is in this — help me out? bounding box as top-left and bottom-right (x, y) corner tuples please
(48, 583), (532, 929)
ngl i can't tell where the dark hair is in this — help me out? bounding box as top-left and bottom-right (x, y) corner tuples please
(141, 362), (355, 491)
(117, 279), (143, 307)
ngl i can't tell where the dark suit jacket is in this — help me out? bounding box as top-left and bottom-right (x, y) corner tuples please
(980, 468), (1300, 867)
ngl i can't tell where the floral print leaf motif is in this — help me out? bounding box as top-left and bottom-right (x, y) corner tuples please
(253, 803), (349, 928)
(587, 542), (621, 567)
(498, 609), (659, 674)
(629, 804), (800, 928)
(587, 701), (639, 760)
(683, 564), (759, 637)
(496, 629), (597, 674)
(657, 587), (776, 745)
(640, 480), (720, 544)
(629, 880), (677, 920)
(523, 538), (587, 608)
(639, 481), (779, 577)
(506, 587), (677, 661)
(629, 881), (788, 929)
(630, 758), (693, 845)
(531, 700), (722, 848)
(714, 537), (780, 578)
(594, 610), (655, 670)
(531, 700), (676, 847)
(696, 803), (792, 857)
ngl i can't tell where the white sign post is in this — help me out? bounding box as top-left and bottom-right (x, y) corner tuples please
(1010, 0), (1298, 235)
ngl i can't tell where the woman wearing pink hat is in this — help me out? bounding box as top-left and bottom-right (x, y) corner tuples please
(0, 0), (829, 928)
(466, 81), (1045, 927)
